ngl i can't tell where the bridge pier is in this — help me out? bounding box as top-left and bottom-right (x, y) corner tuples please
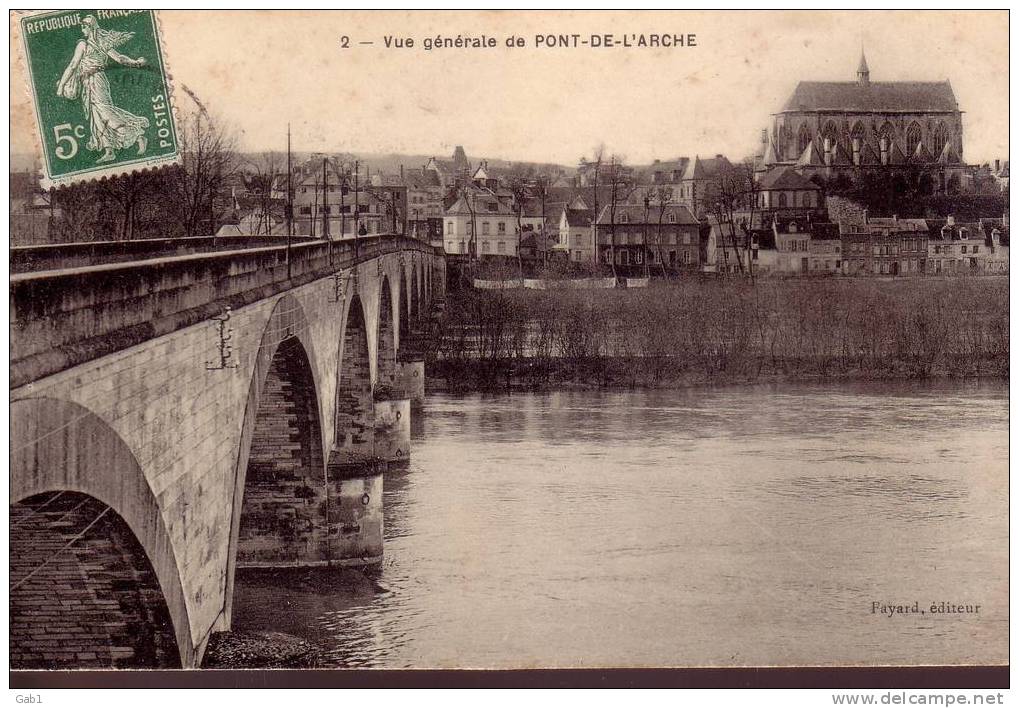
(373, 398), (412, 462)
(394, 360), (426, 406)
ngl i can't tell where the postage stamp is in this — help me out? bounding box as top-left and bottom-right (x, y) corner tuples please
(17, 9), (180, 188)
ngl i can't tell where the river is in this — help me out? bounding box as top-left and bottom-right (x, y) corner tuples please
(231, 381), (1008, 668)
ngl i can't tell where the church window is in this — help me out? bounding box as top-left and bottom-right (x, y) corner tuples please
(906, 122), (923, 156)
(821, 121), (839, 149)
(931, 123), (949, 157)
(797, 125), (812, 155)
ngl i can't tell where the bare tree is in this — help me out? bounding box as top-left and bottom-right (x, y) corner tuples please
(588, 144), (605, 270)
(532, 174), (551, 269)
(169, 109), (238, 238)
(651, 185), (674, 277)
(507, 177), (531, 279)
(248, 151), (283, 235)
(603, 154), (637, 281)
(705, 159), (760, 282)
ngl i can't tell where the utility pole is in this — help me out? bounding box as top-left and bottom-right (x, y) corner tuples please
(285, 123), (293, 279)
(322, 157), (329, 241)
(354, 159), (360, 252)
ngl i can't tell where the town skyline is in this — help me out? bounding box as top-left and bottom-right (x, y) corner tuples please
(9, 10), (1009, 168)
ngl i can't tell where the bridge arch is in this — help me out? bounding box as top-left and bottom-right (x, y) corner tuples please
(377, 275), (398, 391)
(10, 397), (191, 668)
(335, 292), (374, 462)
(399, 267), (411, 341)
(224, 294), (326, 619)
(410, 262), (420, 321)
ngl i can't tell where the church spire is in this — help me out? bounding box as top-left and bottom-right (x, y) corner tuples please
(857, 44), (870, 86)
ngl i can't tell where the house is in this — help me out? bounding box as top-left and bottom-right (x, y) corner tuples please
(425, 145), (472, 190)
(594, 202), (701, 273)
(979, 217), (1010, 273)
(770, 217), (813, 274)
(807, 222), (843, 273)
(926, 215), (1006, 275)
(554, 205), (596, 262)
(756, 165), (823, 211)
(403, 167), (446, 243)
(677, 154), (733, 218)
(839, 216), (928, 276)
(444, 188), (518, 257)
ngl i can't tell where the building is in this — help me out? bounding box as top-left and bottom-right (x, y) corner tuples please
(555, 205), (596, 262)
(677, 154), (733, 218)
(761, 51), (966, 192)
(444, 188), (518, 257)
(576, 158), (634, 187)
(756, 165), (823, 212)
(807, 222), (843, 274)
(770, 217), (813, 274)
(403, 167), (446, 243)
(839, 216), (928, 276)
(425, 145), (472, 190)
(926, 215), (1009, 275)
(594, 203), (701, 272)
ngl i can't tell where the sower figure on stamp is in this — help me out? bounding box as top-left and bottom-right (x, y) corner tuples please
(56, 15), (149, 164)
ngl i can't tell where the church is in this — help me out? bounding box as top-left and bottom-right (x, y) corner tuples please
(759, 51), (966, 191)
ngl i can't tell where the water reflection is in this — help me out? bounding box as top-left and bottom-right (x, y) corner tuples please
(232, 380), (1008, 668)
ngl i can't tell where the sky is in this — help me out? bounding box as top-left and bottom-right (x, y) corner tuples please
(9, 10), (1009, 168)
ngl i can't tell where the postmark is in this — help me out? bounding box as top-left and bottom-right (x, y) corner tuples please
(18, 10), (180, 188)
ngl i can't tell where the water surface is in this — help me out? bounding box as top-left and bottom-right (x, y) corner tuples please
(233, 381), (1008, 667)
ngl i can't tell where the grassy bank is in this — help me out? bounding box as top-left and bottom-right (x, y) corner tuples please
(427, 277), (1008, 391)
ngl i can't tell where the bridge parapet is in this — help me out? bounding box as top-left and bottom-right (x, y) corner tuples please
(10, 235), (438, 388)
(11, 234), (322, 273)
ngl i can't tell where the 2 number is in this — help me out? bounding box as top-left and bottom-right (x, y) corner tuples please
(53, 123), (86, 160)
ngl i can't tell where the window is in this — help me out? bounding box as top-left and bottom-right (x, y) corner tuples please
(620, 213), (628, 224)
(299, 206), (311, 215)
(447, 241), (454, 252)
(778, 193), (787, 208)
(683, 234), (691, 245)
(973, 245), (979, 254)
(668, 213), (676, 224)
(961, 245), (967, 254)
(467, 222), (473, 235)
(498, 222), (506, 234)
(497, 241), (506, 254)
(905, 122), (922, 157)
(684, 251), (692, 264)
(482, 222), (490, 235)
(482, 241), (490, 253)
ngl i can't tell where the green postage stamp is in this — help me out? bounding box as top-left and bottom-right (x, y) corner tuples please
(18, 10), (180, 187)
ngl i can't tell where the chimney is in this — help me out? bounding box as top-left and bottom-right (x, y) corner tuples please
(994, 159), (1000, 172)
(715, 154), (723, 159)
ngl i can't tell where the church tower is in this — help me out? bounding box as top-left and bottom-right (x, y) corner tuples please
(857, 49), (870, 87)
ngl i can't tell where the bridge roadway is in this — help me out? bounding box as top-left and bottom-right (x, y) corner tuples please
(9, 234), (446, 669)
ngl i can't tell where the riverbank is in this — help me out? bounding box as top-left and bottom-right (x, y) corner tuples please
(426, 277), (1008, 392)
(426, 355), (1008, 394)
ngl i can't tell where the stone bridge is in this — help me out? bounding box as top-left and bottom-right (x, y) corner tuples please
(9, 235), (446, 669)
